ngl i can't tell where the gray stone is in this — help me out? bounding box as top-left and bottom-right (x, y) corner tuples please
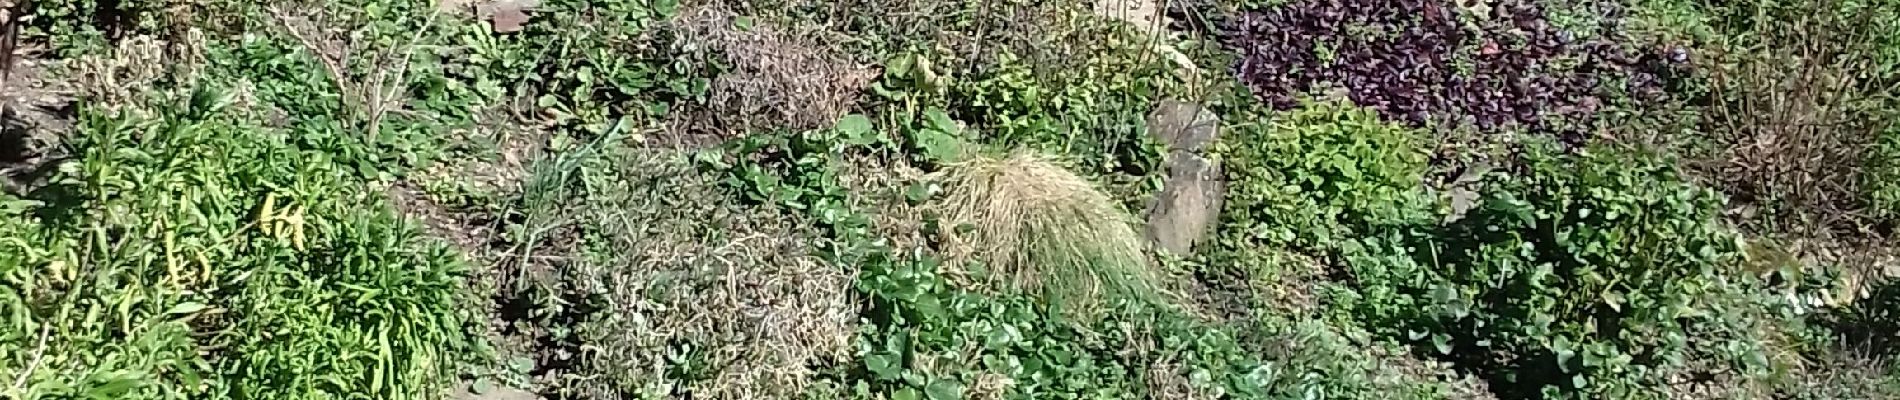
(1145, 152), (1225, 255)
(1146, 100), (1220, 153)
(451, 381), (540, 400)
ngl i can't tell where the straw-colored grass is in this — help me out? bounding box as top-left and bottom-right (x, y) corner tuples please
(933, 151), (1170, 312)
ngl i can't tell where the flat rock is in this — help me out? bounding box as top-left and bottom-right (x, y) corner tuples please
(1146, 100), (1219, 153)
(1145, 153), (1224, 255)
(450, 380), (540, 400)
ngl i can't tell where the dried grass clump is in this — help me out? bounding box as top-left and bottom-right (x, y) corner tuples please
(670, 6), (874, 137)
(934, 151), (1169, 312)
(566, 152), (855, 399)
(69, 31), (209, 112)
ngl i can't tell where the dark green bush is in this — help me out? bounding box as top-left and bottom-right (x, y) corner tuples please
(1207, 98), (1808, 398)
(1335, 145), (1794, 398)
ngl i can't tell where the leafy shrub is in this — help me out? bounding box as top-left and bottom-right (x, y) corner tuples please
(872, 22), (1187, 186)
(21, 0), (183, 54)
(1214, 100), (1434, 252)
(842, 250), (1475, 400)
(1220, 0), (1679, 142)
(940, 47), (1178, 175)
(844, 252), (1245, 399)
(845, 240), (1465, 400)
(1336, 144), (1788, 398)
(1208, 98), (1803, 398)
(443, 0), (708, 136)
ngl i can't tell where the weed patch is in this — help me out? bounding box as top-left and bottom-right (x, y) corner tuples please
(1337, 145), (1789, 398)
(1212, 100), (1434, 253)
(526, 146), (855, 398)
(670, 5), (874, 140)
(0, 85), (475, 399)
(1690, 0), (1900, 239)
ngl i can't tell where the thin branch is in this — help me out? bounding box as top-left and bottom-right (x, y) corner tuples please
(10, 323), (51, 391)
(271, 7), (358, 120)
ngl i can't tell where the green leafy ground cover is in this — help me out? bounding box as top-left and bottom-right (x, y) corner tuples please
(1, 0), (1897, 398)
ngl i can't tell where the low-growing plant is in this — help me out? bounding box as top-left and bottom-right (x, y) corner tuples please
(1213, 99), (1434, 252)
(1336, 143), (1798, 398)
(938, 47), (1179, 177)
(444, 0), (709, 137)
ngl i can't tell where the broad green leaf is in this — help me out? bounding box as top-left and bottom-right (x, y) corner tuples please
(836, 114), (877, 145)
(867, 352), (902, 381)
(893, 388), (922, 400)
(165, 302), (210, 315)
(924, 109), (959, 135)
(1432, 334), (1453, 355)
(925, 379), (963, 400)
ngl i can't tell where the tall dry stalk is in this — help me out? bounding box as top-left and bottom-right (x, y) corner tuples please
(1701, 0), (1900, 236)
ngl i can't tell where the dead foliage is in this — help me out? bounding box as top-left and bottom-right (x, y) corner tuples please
(1144, 358), (1220, 400)
(559, 151), (855, 399)
(1785, 350), (1900, 399)
(1695, 0), (1900, 240)
(837, 154), (931, 253)
(66, 27), (208, 109)
(667, 6), (873, 140)
(932, 151), (1174, 314)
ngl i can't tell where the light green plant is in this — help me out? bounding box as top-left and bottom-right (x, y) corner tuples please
(1, 84), (474, 399)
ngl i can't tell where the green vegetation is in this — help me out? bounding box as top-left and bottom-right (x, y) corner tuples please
(1338, 146), (1799, 398)
(2, 39), (472, 400)
(1213, 100), (1432, 252)
(3, 0), (1898, 398)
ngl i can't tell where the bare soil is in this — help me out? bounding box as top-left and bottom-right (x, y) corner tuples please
(1, 53), (75, 194)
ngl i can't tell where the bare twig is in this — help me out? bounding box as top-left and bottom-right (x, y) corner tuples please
(271, 7), (357, 118)
(10, 323), (51, 391)
(271, 6), (441, 143)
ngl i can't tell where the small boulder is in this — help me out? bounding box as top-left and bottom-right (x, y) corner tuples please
(1146, 100), (1220, 153)
(1145, 153), (1224, 255)
(453, 380), (541, 400)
